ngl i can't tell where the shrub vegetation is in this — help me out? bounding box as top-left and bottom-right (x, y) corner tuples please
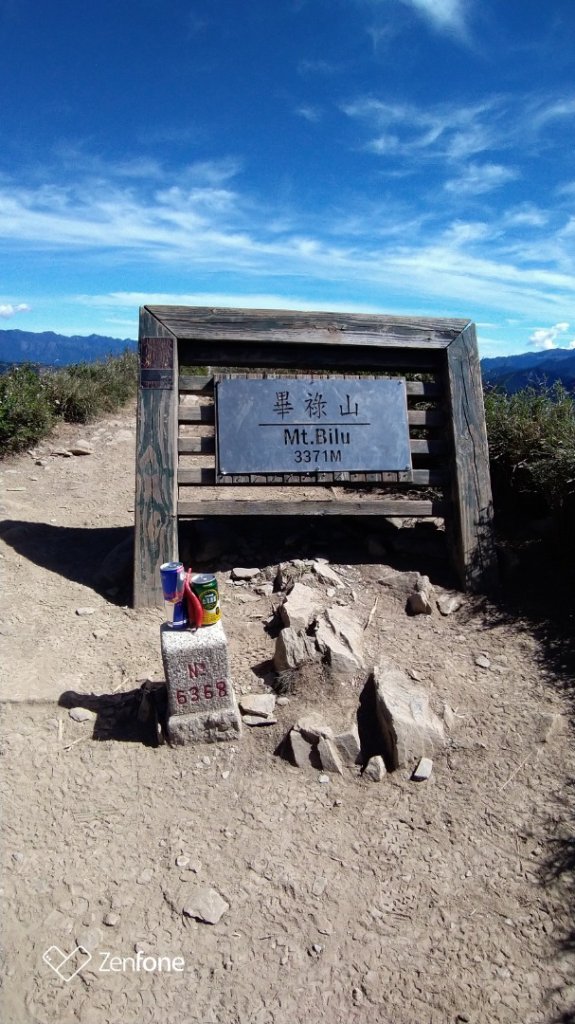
(0, 350), (138, 456)
(484, 381), (575, 529)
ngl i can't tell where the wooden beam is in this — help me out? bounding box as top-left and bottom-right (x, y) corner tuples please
(134, 310), (179, 609)
(179, 374), (443, 398)
(178, 467), (445, 486)
(445, 323), (497, 591)
(178, 498), (446, 517)
(150, 305), (468, 347)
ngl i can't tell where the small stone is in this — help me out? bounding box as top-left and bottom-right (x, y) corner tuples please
(407, 589), (433, 615)
(92, 629), (108, 640)
(334, 725), (361, 766)
(294, 714), (334, 743)
(289, 729), (315, 768)
(412, 757), (433, 781)
(11, 852), (24, 864)
(75, 606), (97, 616)
(183, 887), (229, 925)
(69, 707), (96, 723)
(309, 943), (324, 957)
(312, 877), (328, 897)
(318, 774), (330, 784)
(312, 562), (344, 588)
(137, 868), (153, 885)
(254, 582), (274, 596)
(35, 459), (47, 466)
(242, 715), (277, 727)
(475, 654), (491, 669)
(408, 669), (423, 681)
(51, 448), (72, 457)
(364, 756), (386, 782)
(231, 567), (260, 581)
(221, 770), (230, 779)
(75, 928), (102, 951)
(276, 697), (290, 706)
(103, 912), (119, 927)
(437, 593), (465, 616)
(534, 712), (564, 744)
(443, 703), (456, 730)
(318, 736), (344, 775)
(239, 693), (276, 718)
(176, 855), (190, 868)
(69, 441), (93, 456)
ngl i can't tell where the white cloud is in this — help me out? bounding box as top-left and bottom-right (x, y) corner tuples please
(444, 162), (518, 195)
(529, 322), (574, 350)
(296, 105), (323, 123)
(397, 0), (468, 36)
(0, 302), (30, 318)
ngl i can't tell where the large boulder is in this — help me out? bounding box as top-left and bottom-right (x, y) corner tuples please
(279, 582), (323, 632)
(372, 657), (445, 769)
(315, 605), (364, 681)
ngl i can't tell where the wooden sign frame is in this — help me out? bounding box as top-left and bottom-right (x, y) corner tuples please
(134, 305), (496, 607)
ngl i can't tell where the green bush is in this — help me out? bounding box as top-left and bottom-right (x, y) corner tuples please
(485, 382), (575, 520)
(0, 363), (54, 454)
(0, 350), (138, 456)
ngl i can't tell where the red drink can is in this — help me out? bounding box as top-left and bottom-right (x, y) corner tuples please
(160, 561), (188, 629)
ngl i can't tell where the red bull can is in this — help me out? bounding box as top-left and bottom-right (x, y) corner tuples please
(160, 561), (188, 629)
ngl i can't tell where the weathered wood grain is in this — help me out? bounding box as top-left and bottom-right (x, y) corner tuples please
(148, 305), (468, 348)
(445, 323), (497, 591)
(134, 310), (178, 609)
(177, 498), (445, 517)
(177, 468), (445, 486)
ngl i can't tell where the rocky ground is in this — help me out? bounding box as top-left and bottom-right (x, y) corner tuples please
(1, 402), (575, 1024)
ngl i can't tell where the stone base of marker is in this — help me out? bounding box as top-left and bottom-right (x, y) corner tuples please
(161, 621), (242, 744)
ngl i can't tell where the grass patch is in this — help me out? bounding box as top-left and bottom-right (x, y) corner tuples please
(0, 350), (138, 456)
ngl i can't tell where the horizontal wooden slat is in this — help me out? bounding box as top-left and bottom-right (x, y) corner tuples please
(178, 498), (446, 517)
(178, 405), (215, 423)
(178, 404), (444, 427)
(178, 436), (215, 454)
(179, 374), (443, 398)
(410, 439), (446, 455)
(178, 468), (446, 486)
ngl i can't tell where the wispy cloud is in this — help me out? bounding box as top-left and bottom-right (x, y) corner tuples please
(295, 105), (323, 123)
(444, 162), (518, 195)
(530, 321), (575, 350)
(0, 302), (30, 318)
(397, 0), (468, 37)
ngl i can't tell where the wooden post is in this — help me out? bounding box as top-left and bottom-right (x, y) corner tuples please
(133, 308), (179, 608)
(445, 323), (497, 591)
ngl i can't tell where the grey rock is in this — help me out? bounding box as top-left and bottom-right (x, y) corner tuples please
(317, 736), (344, 775)
(315, 605), (364, 681)
(475, 654), (491, 669)
(318, 774), (330, 784)
(103, 912), (120, 927)
(69, 440), (93, 456)
(312, 562), (344, 588)
(534, 712), (564, 744)
(137, 868), (153, 885)
(75, 606), (97, 616)
(231, 567), (260, 581)
(254, 582), (274, 597)
(377, 566), (423, 601)
(239, 693), (276, 718)
(274, 626), (317, 672)
(412, 757), (433, 781)
(437, 593), (465, 616)
(69, 707), (96, 723)
(183, 887), (229, 925)
(279, 582), (323, 632)
(176, 855), (190, 868)
(334, 725), (361, 766)
(276, 696), (290, 706)
(289, 729), (315, 768)
(51, 448), (72, 458)
(75, 928), (102, 951)
(294, 714), (334, 743)
(407, 575), (434, 615)
(364, 756), (386, 781)
(242, 715), (277, 727)
(373, 657), (446, 770)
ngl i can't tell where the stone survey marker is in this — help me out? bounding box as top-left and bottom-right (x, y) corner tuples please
(161, 622), (242, 744)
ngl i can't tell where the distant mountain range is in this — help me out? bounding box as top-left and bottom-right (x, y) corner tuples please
(481, 348), (575, 394)
(1, 329), (574, 395)
(0, 329), (136, 368)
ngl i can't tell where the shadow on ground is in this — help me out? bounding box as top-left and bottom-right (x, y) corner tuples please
(58, 683), (167, 747)
(0, 520), (133, 605)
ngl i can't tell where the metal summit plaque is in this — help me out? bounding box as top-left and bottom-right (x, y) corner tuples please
(215, 378), (412, 475)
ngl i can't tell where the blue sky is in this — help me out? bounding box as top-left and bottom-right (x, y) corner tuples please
(0, 0), (574, 355)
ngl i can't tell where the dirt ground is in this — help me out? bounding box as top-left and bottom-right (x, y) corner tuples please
(1, 403), (575, 1024)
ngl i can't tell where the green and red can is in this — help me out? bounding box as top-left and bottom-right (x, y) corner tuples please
(191, 573), (221, 626)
